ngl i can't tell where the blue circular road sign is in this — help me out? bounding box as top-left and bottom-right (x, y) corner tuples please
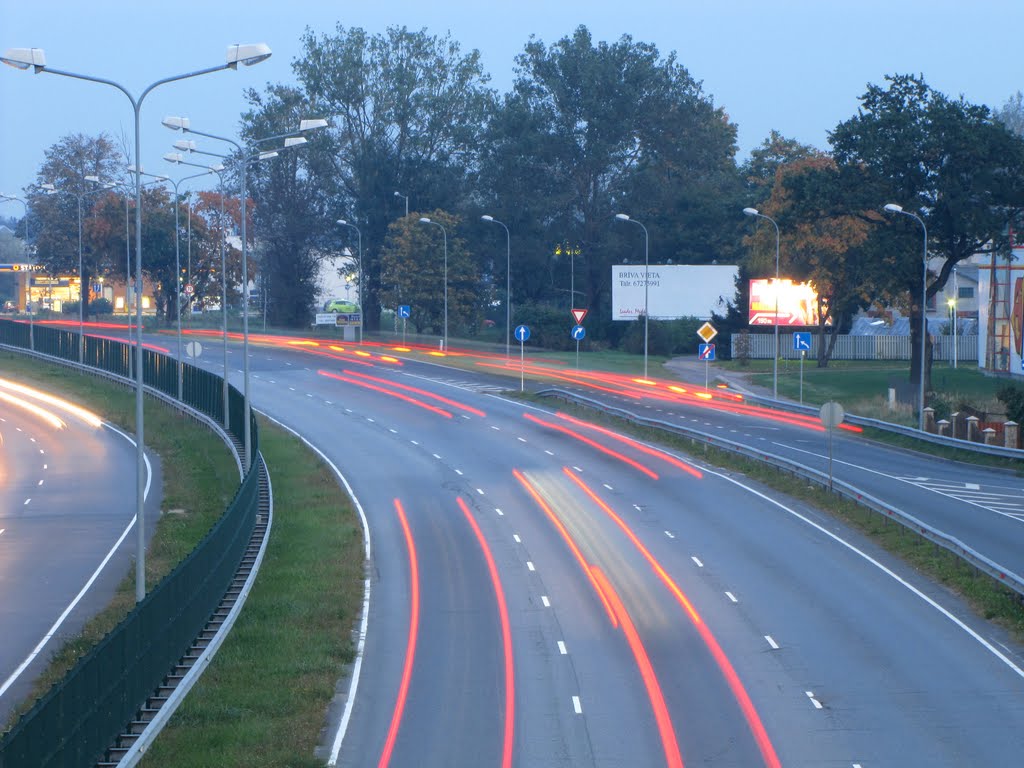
(571, 325), (586, 340)
(515, 324), (530, 342)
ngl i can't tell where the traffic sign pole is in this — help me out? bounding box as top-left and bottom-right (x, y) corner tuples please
(800, 350), (805, 404)
(515, 325), (530, 391)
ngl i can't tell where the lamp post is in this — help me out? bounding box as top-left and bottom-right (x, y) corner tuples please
(743, 207), (781, 400)
(884, 202), (929, 432)
(336, 219), (362, 343)
(614, 213), (650, 378)
(418, 217), (448, 351)
(0, 193), (34, 350)
(2, 43), (272, 602)
(481, 215), (511, 357)
(394, 190), (409, 218)
(163, 121), (314, 471)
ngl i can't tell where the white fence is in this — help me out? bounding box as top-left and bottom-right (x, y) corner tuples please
(731, 333), (979, 361)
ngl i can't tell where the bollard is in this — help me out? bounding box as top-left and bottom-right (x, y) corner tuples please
(937, 419), (950, 437)
(923, 407), (935, 433)
(951, 412), (963, 440)
(888, 387), (896, 410)
(983, 427), (997, 445)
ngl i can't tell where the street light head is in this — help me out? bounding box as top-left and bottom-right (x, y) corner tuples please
(614, 213), (630, 221)
(284, 136), (307, 148)
(210, 163), (226, 172)
(481, 215), (494, 222)
(257, 151), (279, 161)
(337, 219), (348, 226)
(173, 139), (197, 152)
(226, 43), (272, 69)
(162, 116), (190, 132)
(394, 191), (404, 198)
(418, 216), (431, 224)
(883, 203), (903, 213)
(163, 153), (184, 164)
(1, 47), (46, 72)
(299, 118), (329, 132)
(742, 207), (759, 217)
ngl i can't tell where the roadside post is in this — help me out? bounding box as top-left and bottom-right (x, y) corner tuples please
(696, 321), (718, 391)
(819, 400), (845, 491)
(571, 308), (587, 370)
(515, 324), (530, 392)
(794, 332), (811, 404)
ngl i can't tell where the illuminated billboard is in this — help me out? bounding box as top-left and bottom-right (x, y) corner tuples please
(748, 279), (829, 326)
(612, 265), (738, 320)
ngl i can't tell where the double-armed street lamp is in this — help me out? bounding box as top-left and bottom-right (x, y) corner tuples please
(614, 213), (650, 378)
(743, 207), (781, 400)
(884, 202), (929, 431)
(336, 219), (363, 343)
(0, 193), (35, 349)
(2, 42), (273, 601)
(418, 217), (448, 351)
(481, 215), (511, 358)
(394, 190), (409, 218)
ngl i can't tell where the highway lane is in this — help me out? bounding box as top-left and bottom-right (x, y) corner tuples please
(189, 338), (1024, 766)
(0, 378), (160, 724)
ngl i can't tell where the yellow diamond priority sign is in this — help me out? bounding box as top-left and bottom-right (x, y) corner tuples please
(696, 322), (718, 343)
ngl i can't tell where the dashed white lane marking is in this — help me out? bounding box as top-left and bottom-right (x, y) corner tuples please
(24, 499), (31, 506)
(517, 437), (527, 443)
(491, 425), (501, 431)
(326, 401), (332, 405)
(765, 635), (779, 650)
(572, 466), (583, 473)
(725, 591), (738, 603)
(633, 504), (642, 512)
(288, 387), (296, 391)
(513, 534), (521, 543)
(541, 595), (550, 607)
(495, 508), (504, 516)
(603, 483), (613, 491)
(366, 418), (375, 423)
(691, 556), (704, 567)
(966, 482), (980, 490)
(0, 529), (5, 537)
(432, 454), (442, 460)
(344, 408), (352, 413)
(572, 696), (583, 714)
(544, 450), (554, 456)
(455, 470), (464, 476)
(37, 480), (43, 486)
(306, 393), (313, 398)
(558, 641), (568, 655)
(29, 437), (35, 443)
(461, 414), (471, 420)
(43, 464), (47, 470)
(526, 561), (536, 571)
(664, 531), (675, 539)
(806, 691), (823, 709)
(410, 440), (419, 446)
(389, 429), (398, 434)
(476, 488), (484, 495)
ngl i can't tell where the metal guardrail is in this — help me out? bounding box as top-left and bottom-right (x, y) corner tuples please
(537, 387), (1024, 600)
(733, 389), (1024, 460)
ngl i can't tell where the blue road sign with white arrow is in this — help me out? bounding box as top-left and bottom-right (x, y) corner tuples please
(397, 305), (411, 319)
(793, 331), (811, 351)
(572, 325), (586, 341)
(515, 324), (530, 342)
(699, 343), (716, 361)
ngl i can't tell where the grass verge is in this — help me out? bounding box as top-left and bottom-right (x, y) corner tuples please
(536, 394), (1024, 642)
(1, 352), (239, 731)
(138, 417), (363, 768)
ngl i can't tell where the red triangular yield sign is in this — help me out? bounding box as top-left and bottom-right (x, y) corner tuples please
(571, 308), (588, 324)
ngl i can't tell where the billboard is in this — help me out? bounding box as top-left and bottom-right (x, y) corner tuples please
(748, 279), (828, 326)
(612, 264), (738, 320)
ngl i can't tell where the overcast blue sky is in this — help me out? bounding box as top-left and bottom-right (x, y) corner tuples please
(2, 0), (1022, 212)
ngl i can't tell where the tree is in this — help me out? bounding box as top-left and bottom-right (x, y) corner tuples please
(377, 211), (483, 337)
(996, 91), (1024, 137)
(293, 25), (495, 331)
(830, 74), (1024, 391)
(479, 26), (740, 340)
(741, 130), (824, 195)
(242, 84), (327, 327)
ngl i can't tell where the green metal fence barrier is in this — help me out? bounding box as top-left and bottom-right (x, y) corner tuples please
(0, 318), (259, 766)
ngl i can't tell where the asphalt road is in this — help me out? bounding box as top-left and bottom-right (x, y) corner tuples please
(0, 377), (160, 723)
(174, 332), (1024, 767)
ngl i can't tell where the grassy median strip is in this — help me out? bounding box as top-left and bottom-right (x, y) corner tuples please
(1, 352), (239, 730)
(138, 417), (363, 768)
(537, 394), (1024, 642)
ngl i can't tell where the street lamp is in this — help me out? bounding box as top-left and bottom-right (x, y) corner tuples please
(418, 216), (448, 351)
(481, 215), (511, 358)
(394, 191), (409, 218)
(2, 42), (272, 601)
(614, 213), (650, 378)
(336, 219), (362, 343)
(0, 193), (34, 350)
(743, 207), (781, 400)
(884, 202), (929, 431)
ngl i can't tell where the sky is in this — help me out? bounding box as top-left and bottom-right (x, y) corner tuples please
(2, 0), (1022, 217)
